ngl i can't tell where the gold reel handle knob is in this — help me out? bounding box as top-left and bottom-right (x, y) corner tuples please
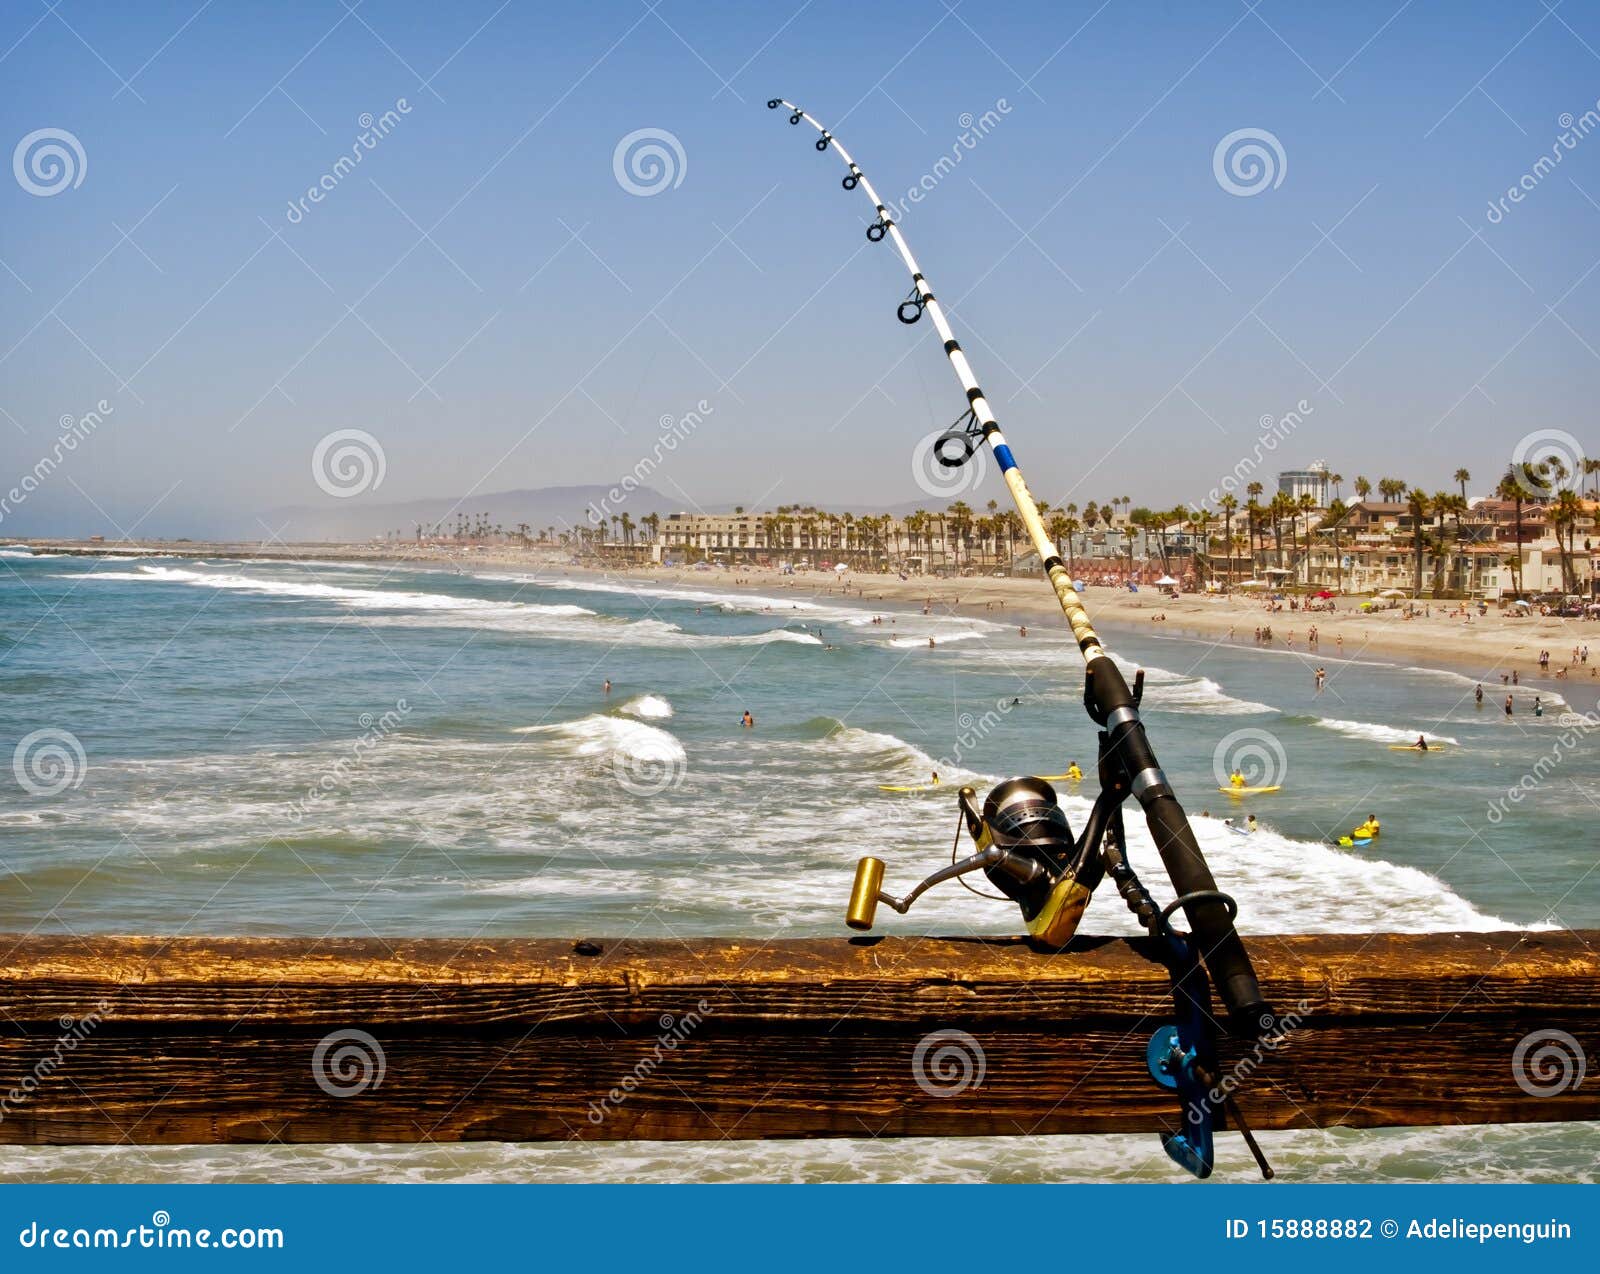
(845, 857), (886, 930)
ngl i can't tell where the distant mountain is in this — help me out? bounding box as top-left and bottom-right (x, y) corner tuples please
(254, 485), (679, 541)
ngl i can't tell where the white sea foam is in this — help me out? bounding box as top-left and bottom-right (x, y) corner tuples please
(887, 630), (988, 648)
(1314, 719), (1459, 746)
(619, 694), (674, 720)
(512, 714), (686, 765)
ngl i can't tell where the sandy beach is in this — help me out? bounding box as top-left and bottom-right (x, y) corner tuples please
(17, 538), (1599, 699)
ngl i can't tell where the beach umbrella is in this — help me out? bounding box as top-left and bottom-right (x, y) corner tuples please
(1155, 574), (1178, 586)
(1377, 587), (1407, 598)
(1237, 579), (1268, 588)
(833, 562), (848, 573)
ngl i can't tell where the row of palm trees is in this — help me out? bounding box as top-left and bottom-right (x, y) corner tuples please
(401, 457), (1596, 597)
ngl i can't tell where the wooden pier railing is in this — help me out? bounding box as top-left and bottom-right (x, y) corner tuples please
(0, 930), (1594, 1144)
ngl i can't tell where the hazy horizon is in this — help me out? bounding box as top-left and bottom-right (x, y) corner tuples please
(4, 1), (1596, 539)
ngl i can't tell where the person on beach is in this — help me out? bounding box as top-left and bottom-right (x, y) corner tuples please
(741, 710), (754, 729)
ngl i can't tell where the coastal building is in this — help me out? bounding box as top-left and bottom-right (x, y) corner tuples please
(1276, 462), (1333, 507)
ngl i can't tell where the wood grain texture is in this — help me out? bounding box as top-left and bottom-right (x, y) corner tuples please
(0, 931), (1594, 1145)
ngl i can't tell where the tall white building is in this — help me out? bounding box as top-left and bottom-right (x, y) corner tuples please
(1277, 461), (1332, 506)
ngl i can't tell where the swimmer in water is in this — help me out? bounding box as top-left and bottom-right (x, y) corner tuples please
(1019, 624), (1027, 638)
(741, 710), (754, 729)
(928, 637), (936, 649)
(930, 771), (940, 786)
(1066, 761), (1083, 782)
(603, 679), (612, 695)
(1415, 734), (1428, 751)
(1475, 683), (1484, 706)
(1246, 814), (1258, 834)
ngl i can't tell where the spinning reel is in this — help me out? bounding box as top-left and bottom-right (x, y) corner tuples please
(844, 675), (1276, 1181)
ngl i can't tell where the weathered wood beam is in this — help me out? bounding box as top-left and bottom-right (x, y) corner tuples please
(0, 931), (1594, 1145)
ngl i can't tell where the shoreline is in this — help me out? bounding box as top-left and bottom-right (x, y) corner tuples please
(12, 538), (1596, 700)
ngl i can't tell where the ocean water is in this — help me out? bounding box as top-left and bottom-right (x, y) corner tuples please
(2, 550), (1596, 1182)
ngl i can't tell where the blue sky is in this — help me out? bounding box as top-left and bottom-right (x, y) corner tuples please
(2, 0), (1597, 536)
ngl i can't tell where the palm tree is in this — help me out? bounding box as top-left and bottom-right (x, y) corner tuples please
(1353, 476), (1372, 502)
(1454, 468), (1471, 501)
(1329, 472), (1344, 501)
(1550, 488), (1584, 594)
(1296, 491), (1317, 579)
(1497, 467), (1527, 597)
(1324, 498), (1350, 592)
(1218, 494), (1238, 583)
(1406, 488), (1430, 595)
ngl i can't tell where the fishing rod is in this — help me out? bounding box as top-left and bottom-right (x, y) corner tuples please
(765, 99), (1276, 1040)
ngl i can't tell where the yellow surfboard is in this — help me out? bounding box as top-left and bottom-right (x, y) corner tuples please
(878, 783), (943, 793)
(1387, 744), (1446, 752)
(1218, 785), (1282, 795)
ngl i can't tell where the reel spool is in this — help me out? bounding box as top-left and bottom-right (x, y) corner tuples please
(846, 777), (1101, 947)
